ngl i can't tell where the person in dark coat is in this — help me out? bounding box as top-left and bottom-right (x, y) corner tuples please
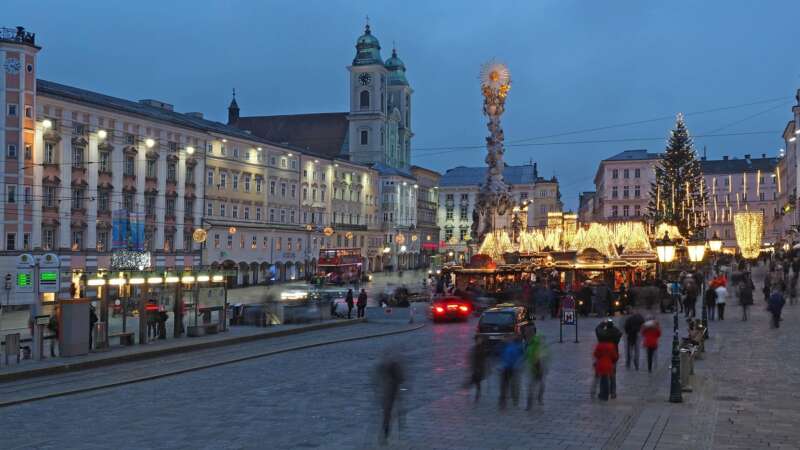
(739, 278), (754, 321)
(357, 289), (368, 318)
(704, 284), (717, 320)
(375, 353), (406, 443)
(464, 335), (489, 401)
(768, 289), (786, 328)
(89, 305), (99, 350)
(623, 312), (645, 370)
(345, 289), (354, 319)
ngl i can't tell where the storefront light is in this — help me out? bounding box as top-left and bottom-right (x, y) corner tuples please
(129, 277), (145, 285)
(181, 275), (196, 284)
(109, 278), (127, 286)
(165, 276), (180, 284)
(87, 278), (107, 286)
(212, 275), (225, 283)
(196, 275), (210, 282)
(147, 276), (164, 284)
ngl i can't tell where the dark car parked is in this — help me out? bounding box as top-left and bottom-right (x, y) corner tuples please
(476, 304), (536, 347)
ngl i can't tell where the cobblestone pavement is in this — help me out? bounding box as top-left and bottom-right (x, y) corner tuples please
(2, 265), (799, 450)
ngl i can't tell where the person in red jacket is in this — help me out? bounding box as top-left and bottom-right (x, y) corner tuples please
(641, 317), (662, 373)
(592, 341), (618, 401)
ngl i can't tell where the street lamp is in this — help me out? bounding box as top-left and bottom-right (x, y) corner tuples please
(655, 231), (682, 403)
(707, 231), (722, 253)
(687, 234), (709, 339)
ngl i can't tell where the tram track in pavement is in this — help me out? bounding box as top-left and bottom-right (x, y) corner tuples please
(0, 322), (425, 408)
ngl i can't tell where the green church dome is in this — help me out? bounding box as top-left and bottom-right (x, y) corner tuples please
(385, 49), (408, 86)
(353, 24), (383, 66)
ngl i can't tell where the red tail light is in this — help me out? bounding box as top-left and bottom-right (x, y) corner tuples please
(435, 306), (445, 313)
(458, 305), (469, 312)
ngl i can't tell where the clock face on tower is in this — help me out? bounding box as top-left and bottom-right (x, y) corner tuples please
(358, 72), (372, 86)
(3, 58), (21, 75)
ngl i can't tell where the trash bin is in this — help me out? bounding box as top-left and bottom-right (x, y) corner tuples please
(94, 322), (108, 350)
(4, 332), (20, 364)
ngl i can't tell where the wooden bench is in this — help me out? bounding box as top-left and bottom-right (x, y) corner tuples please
(109, 332), (135, 346)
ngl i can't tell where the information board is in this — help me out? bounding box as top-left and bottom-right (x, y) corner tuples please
(16, 270), (33, 293)
(39, 270), (60, 293)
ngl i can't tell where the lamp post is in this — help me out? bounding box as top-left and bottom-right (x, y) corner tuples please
(686, 235), (708, 339)
(655, 231), (681, 403)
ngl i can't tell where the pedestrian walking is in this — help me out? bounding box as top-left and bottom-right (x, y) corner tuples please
(89, 305), (98, 350)
(623, 311), (645, 370)
(789, 275), (798, 306)
(525, 335), (547, 409)
(683, 274), (698, 318)
(345, 289), (354, 319)
(739, 277), (754, 321)
(714, 283), (728, 321)
(375, 352), (406, 444)
(357, 288), (368, 318)
(498, 335), (524, 409)
(592, 340), (618, 401)
(464, 335), (489, 402)
(595, 318), (622, 398)
(704, 283), (717, 320)
(768, 288), (786, 329)
(641, 317), (661, 373)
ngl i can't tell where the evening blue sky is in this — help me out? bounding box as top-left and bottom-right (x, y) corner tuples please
(7, 0), (799, 209)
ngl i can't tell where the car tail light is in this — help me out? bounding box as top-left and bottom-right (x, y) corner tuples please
(435, 306), (445, 313)
(458, 305), (469, 312)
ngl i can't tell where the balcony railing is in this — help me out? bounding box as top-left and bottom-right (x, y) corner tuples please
(0, 27), (36, 46)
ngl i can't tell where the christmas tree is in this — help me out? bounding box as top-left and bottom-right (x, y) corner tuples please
(648, 113), (707, 238)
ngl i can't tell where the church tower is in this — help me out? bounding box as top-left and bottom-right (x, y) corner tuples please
(347, 23), (389, 167)
(385, 47), (413, 170)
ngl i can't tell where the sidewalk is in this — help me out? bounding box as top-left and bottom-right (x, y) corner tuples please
(617, 263), (800, 449)
(0, 318), (362, 382)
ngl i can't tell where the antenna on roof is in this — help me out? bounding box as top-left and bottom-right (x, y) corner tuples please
(703, 145), (707, 160)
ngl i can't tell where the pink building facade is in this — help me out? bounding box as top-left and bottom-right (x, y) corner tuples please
(593, 150), (659, 222)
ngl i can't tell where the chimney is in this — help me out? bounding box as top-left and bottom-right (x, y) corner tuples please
(723, 155), (729, 160)
(762, 153), (766, 158)
(745, 154), (751, 163)
(185, 112), (204, 119)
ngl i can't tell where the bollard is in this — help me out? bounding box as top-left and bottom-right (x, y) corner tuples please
(4, 332), (20, 364)
(679, 348), (693, 392)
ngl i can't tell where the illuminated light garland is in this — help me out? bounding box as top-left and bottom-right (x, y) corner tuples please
(478, 230), (514, 261)
(655, 223), (683, 241)
(734, 211), (763, 259)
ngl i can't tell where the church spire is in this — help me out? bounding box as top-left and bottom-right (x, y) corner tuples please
(227, 88), (239, 125)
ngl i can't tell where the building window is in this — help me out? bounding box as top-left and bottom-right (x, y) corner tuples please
(275, 238), (282, 251)
(623, 169), (630, 179)
(634, 205), (641, 216)
(270, 181), (276, 195)
(166, 198), (176, 217)
(167, 162), (177, 182)
(24, 105), (32, 118)
(124, 193), (134, 211)
(760, 192), (765, 201)
(446, 208), (454, 220)
(72, 188), (85, 210)
(7, 144), (17, 159)
(72, 146), (85, 168)
(7, 104), (17, 116)
(185, 198), (194, 216)
(220, 204), (226, 217)
(244, 207), (250, 220)
(22, 232), (30, 250)
(623, 186), (629, 198)
(612, 186), (618, 199)
(291, 184), (296, 198)
(227, 234), (233, 248)
(623, 205), (629, 217)
(186, 167), (194, 184)
(256, 207), (262, 221)
(24, 186), (31, 205)
(281, 183), (287, 197)
(303, 188), (308, 201)
(44, 142), (56, 164)
(6, 233), (16, 251)
(146, 159), (157, 178)
(256, 177), (263, 193)
(124, 157), (135, 176)
(634, 185), (640, 198)
(207, 169), (214, 185)
(280, 158), (287, 169)
(444, 227), (453, 241)
(280, 209), (286, 223)
(145, 195), (156, 216)
(290, 159), (297, 170)
(214, 234), (220, 248)
(233, 147), (240, 159)
(207, 201), (213, 216)
(72, 231), (84, 251)
(360, 130), (368, 146)
(634, 168), (640, 178)
(251, 236), (257, 249)
(232, 174), (239, 191)
(269, 209), (275, 222)
(6, 185), (16, 203)
(244, 175), (251, 192)
(290, 210), (296, 223)
(219, 172), (227, 189)
(611, 205), (618, 217)
(232, 205), (239, 219)
(459, 207), (468, 220)
(612, 169), (618, 179)
(98, 191), (109, 212)
(360, 90), (370, 109)
(99, 151), (110, 172)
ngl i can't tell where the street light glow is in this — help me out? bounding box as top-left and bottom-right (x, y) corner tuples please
(42, 119), (52, 129)
(145, 138), (155, 148)
(97, 129), (107, 139)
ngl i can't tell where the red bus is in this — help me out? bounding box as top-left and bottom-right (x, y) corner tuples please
(317, 248), (363, 284)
